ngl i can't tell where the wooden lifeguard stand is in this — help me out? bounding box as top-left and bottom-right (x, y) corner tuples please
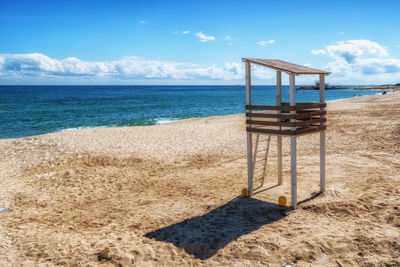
(243, 58), (330, 208)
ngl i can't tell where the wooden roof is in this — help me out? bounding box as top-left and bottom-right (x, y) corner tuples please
(242, 58), (331, 75)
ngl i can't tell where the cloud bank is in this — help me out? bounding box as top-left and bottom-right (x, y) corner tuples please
(0, 53), (278, 84)
(1, 39), (399, 85)
(0, 53), (275, 84)
(0, 53), (238, 81)
(312, 40), (400, 84)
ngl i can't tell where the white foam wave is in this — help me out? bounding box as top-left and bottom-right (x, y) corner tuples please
(58, 125), (110, 132)
(154, 118), (179, 124)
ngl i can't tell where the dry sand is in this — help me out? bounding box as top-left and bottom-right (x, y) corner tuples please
(0, 92), (399, 266)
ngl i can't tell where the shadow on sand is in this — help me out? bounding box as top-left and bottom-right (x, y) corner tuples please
(145, 197), (287, 260)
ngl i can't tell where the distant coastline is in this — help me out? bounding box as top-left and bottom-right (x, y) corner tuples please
(297, 84), (400, 91)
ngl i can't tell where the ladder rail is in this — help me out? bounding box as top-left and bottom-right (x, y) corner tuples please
(252, 134), (272, 188)
(252, 134), (260, 172)
(260, 135), (271, 186)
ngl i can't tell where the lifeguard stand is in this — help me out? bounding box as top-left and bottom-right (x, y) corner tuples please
(243, 58), (330, 208)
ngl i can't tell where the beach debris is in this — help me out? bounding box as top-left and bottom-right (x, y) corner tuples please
(0, 208), (9, 212)
(97, 247), (112, 261)
(281, 263), (292, 267)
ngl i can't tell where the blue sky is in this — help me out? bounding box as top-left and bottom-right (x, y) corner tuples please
(0, 0), (399, 85)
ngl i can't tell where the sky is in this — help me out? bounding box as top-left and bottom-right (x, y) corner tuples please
(0, 0), (399, 85)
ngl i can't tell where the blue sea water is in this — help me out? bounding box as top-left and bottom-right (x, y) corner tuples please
(0, 85), (383, 139)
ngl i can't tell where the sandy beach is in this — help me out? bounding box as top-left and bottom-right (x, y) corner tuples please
(0, 92), (399, 266)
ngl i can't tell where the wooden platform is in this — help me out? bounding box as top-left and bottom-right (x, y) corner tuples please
(246, 102), (327, 136)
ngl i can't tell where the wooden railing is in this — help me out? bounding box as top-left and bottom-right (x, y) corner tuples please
(246, 102), (327, 136)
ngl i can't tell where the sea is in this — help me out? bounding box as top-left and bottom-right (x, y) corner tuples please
(0, 85), (383, 139)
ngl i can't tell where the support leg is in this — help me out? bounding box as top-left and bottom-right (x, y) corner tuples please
(289, 73), (297, 208)
(247, 132), (253, 195)
(276, 70), (282, 185)
(319, 74), (326, 193)
(291, 136), (297, 208)
(277, 136), (282, 185)
(320, 131), (326, 192)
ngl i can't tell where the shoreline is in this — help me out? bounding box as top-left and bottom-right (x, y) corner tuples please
(1, 92), (393, 140)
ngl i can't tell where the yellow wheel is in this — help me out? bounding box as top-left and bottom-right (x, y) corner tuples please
(278, 196), (287, 207)
(241, 188), (250, 197)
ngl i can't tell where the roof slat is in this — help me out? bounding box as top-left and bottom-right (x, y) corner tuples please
(242, 58), (330, 75)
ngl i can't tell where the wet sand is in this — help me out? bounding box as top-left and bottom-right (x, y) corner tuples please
(0, 92), (399, 266)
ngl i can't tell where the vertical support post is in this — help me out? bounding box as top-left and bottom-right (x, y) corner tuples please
(289, 73), (297, 208)
(276, 71), (283, 185)
(246, 61), (253, 195)
(319, 74), (326, 193)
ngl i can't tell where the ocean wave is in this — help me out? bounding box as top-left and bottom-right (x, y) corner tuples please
(154, 118), (180, 124)
(58, 125), (110, 132)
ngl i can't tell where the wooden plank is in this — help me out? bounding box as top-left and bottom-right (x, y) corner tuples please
(296, 109), (322, 114)
(295, 118), (326, 127)
(246, 104), (326, 111)
(293, 103), (326, 110)
(295, 111), (326, 119)
(242, 58), (331, 75)
(246, 105), (291, 111)
(246, 127), (294, 136)
(246, 119), (294, 127)
(281, 102), (327, 108)
(246, 125), (327, 136)
(246, 112), (294, 119)
(295, 126), (327, 135)
(282, 102), (323, 105)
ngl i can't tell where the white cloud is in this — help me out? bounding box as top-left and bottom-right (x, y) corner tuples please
(311, 49), (326, 55)
(312, 39), (400, 84)
(339, 32), (345, 35)
(138, 20), (146, 24)
(257, 40), (267, 46)
(257, 40), (275, 46)
(304, 63), (312, 67)
(3, 40), (398, 85)
(252, 65), (275, 80)
(0, 53), (247, 82)
(227, 42), (232, 46)
(326, 39), (388, 63)
(195, 32), (215, 42)
(0, 53), (283, 83)
(182, 30), (190, 34)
